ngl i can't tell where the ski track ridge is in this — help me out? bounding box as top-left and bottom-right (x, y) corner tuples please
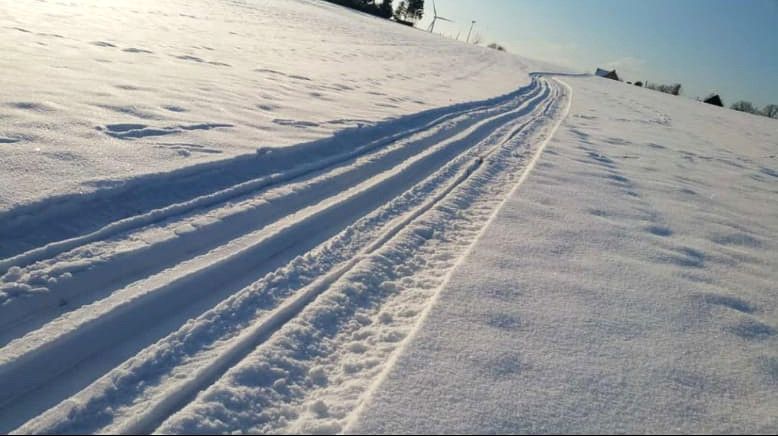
(0, 76), (567, 435)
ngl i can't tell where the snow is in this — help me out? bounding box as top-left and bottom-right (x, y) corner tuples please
(0, 0), (535, 212)
(348, 76), (778, 433)
(1, 0), (777, 434)
(4, 74), (563, 435)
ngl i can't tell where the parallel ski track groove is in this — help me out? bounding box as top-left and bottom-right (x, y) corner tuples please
(0, 80), (541, 275)
(126, 79), (563, 435)
(2, 78), (563, 435)
(0, 80), (544, 335)
(0, 81), (549, 413)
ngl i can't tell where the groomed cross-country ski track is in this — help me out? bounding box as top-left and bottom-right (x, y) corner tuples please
(0, 75), (570, 434)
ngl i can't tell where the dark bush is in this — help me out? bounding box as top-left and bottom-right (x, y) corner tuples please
(324, 0), (394, 19)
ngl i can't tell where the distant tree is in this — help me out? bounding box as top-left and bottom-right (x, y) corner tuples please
(394, 0), (423, 22)
(405, 0), (424, 21)
(394, 0), (408, 20)
(325, 0), (394, 19)
(378, 0), (393, 18)
(731, 100), (758, 114)
(487, 42), (506, 52)
(762, 104), (778, 119)
(645, 82), (681, 96)
(634, 81), (643, 87)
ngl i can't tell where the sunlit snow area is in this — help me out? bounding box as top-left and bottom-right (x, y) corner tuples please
(0, 0), (547, 210)
(0, 0), (776, 434)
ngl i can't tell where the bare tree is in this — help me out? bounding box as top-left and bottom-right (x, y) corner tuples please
(645, 82), (681, 96)
(731, 100), (758, 114)
(762, 104), (778, 119)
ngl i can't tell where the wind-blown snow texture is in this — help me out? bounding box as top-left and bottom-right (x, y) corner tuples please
(1, 0), (777, 435)
(350, 77), (778, 434)
(0, 0), (537, 211)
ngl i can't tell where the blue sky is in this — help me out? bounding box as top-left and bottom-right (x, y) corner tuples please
(416, 0), (778, 108)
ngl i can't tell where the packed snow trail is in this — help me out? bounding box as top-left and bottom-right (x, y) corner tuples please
(0, 83), (533, 265)
(347, 75), (778, 434)
(0, 76), (568, 434)
(0, 0), (541, 213)
(0, 80), (546, 336)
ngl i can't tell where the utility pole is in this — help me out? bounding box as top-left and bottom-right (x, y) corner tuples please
(466, 20), (476, 44)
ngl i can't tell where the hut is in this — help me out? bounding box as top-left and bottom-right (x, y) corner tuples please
(703, 94), (723, 107)
(595, 68), (620, 81)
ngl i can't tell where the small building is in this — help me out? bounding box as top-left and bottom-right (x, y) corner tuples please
(703, 94), (723, 107)
(595, 68), (620, 81)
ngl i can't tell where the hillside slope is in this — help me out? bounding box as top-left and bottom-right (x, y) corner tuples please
(1, 0), (776, 434)
(350, 76), (778, 434)
(0, 0), (539, 211)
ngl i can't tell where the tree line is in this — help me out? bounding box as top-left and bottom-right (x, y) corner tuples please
(323, 0), (424, 23)
(628, 80), (776, 119)
(644, 82), (681, 96)
(329, 2), (776, 120)
(730, 101), (778, 119)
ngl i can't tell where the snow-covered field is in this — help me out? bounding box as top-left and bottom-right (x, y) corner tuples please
(0, 0), (537, 212)
(351, 77), (778, 434)
(2, 0), (777, 434)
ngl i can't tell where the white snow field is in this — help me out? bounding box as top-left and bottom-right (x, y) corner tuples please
(1, 0), (776, 435)
(0, 0), (539, 212)
(349, 77), (778, 434)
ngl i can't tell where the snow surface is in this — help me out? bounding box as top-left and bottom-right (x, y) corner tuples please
(0, 0), (536, 212)
(3, 75), (563, 435)
(349, 76), (778, 434)
(1, 0), (777, 434)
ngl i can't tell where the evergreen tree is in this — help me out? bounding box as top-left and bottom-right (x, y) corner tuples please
(395, 0), (408, 20)
(379, 0), (393, 18)
(406, 0), (424, 21)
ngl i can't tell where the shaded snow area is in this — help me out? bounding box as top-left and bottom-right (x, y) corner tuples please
(1, 0), (777, 434)
(0, 0), (536, 211)
(349, 76), (778, 434)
